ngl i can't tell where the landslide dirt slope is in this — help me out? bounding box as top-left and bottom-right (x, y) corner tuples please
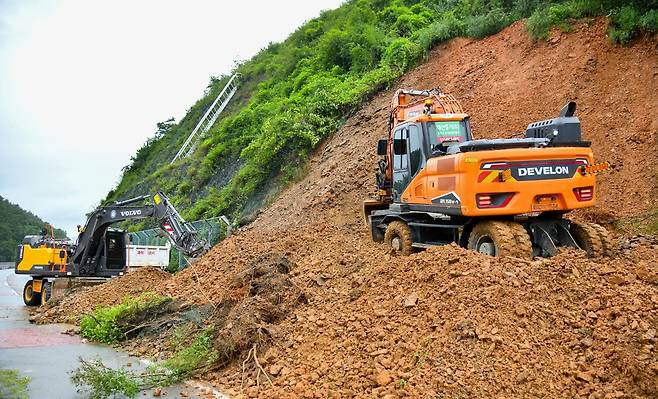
(39, 19), (658, 398)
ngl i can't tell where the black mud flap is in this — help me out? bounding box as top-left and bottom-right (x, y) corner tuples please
(528, 219), (579, 257)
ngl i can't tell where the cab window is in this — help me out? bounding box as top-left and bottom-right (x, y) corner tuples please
(408, 124), (423, 177)
(393, 128), (407, 170)
(426, 120), (470, 153)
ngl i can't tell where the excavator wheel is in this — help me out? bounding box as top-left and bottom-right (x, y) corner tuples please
(384, 220), (414, 256)
(467, 221), (533, 259)
(40, 280), (52, 306)
(23, 280), (41, 307)
(571, 222), (610, 258)
(588, 223), (614, 257)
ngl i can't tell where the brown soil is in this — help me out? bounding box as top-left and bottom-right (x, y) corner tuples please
(39, 19), (658, 398)
(30, 267), (171, 324)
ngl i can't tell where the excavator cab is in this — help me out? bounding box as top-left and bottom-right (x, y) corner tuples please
(390, 117), (472, 200)
(101, 229), (128, 271)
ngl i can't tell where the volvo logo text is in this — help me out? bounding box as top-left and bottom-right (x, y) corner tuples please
(120, 210), (142, 217)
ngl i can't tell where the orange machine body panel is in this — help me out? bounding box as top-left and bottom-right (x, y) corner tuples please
(400, 146), (596, 216)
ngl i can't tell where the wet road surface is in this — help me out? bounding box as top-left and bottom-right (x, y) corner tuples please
(0, 267), (227, 398)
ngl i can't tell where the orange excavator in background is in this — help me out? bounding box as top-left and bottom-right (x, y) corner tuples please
(364, 89), (611, 258)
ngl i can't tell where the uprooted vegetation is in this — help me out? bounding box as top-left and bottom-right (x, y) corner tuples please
(71, 254), (306, 397)
(71, 329), (218, 399)
(79, 292), (170, 344)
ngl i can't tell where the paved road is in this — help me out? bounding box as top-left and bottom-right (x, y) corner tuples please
(0, 269), (227, 398)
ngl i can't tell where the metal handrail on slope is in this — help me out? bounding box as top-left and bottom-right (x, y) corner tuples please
(170, 73), (240, 164)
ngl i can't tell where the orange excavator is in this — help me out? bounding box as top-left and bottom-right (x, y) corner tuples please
(364, 89), (611, 258)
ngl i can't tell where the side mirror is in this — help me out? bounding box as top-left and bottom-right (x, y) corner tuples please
(393, 138), (407, 155)
(376, 139), (388, 156)
(59, 250), (66, 259)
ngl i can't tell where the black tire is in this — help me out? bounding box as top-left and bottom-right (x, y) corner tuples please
(23, 280), (41, 306)
(589, 223), (614, 257)
(384, 220), (414, 256)
(467, 221), (532, 258)
(571, 221), (607, 258)
(40, 280), (51, 306)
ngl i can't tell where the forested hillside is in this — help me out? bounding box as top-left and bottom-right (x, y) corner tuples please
(0, 196), (68, 261)
(106, 0), (658, 228)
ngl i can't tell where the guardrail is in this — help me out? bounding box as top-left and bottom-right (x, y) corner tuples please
(0, 262), (14, 270)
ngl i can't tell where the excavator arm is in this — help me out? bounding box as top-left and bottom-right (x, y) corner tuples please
(149, 192), (209, 258)
(72, 191), (209, 275)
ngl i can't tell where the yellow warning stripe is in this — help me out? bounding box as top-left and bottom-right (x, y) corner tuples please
(479, 169), (517, 183)
(583, 162), (611, 175)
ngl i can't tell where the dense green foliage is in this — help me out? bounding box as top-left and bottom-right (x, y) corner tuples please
(80, 292), (168, 344)
(106, 0), (657, 226)
(0, 195), (67, 261)
(526, 0), (658, 42)
(71, 329), (217, 399)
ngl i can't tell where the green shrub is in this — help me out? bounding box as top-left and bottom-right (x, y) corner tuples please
(526, 0), (600, 39)
(526, 5), (552, 39)
(80, 292), (168, 344)
(318, 29), (354, 70)
(466, 8), (514, 39)
(610, 5), (642, 44)
(0, 370), (30, 399)
(382, 37), (422, 71)
(641, 9), (658, 32)
(152, 328), (218, 385)
(393, 12), (430, 37)
(415, 13), (465, 54)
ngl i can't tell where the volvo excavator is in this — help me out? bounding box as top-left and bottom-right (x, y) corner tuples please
(364, 89), (611, 258)
(15, 192), (209, 306)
